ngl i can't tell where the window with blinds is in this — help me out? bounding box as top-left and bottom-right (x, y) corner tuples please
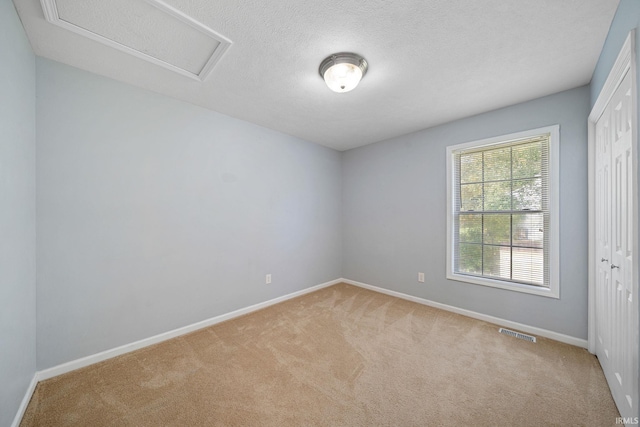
(446, 126), (559, 298)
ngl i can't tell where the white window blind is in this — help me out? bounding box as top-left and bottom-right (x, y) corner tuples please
(452, 134), (550, 288)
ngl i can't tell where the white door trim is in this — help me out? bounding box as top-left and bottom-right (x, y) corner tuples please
(588, 30), (637, 355)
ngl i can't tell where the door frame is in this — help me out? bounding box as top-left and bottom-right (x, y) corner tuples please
(588, 28), (639, 373)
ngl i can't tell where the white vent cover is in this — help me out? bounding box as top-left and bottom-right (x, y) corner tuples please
(499, 328), (537, 343)
(40, 0), (232, 81)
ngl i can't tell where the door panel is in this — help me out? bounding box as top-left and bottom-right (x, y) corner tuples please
(595, 95), (612, 366)
(595, 69), (637, 418)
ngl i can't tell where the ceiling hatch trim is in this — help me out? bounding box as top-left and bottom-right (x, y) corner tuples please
(39, 0), (232, 81)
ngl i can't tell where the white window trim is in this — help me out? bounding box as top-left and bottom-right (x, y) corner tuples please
(445, 125), (560, 299)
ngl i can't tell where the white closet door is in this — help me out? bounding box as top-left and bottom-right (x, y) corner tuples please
(595, 83), (612, 370)
(595, 69), (638, 418)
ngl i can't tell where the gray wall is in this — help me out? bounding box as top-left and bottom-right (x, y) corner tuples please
(342, 86), (590, 339)
(36, 58), (342, 370)
(0, 1), (37, 425)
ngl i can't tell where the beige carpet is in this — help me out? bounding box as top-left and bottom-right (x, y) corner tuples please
(21, 283), (619, 426)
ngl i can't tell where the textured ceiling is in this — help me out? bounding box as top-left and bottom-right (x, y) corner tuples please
(14, 0), (619, 151)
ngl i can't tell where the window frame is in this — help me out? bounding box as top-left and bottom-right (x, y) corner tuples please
(446, 125), (560, 299)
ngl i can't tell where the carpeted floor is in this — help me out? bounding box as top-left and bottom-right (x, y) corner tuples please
(21, 283), (620, 426)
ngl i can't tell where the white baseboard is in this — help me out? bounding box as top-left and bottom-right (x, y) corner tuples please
(341, 278), (588, 349)
(37, 278), (342, 381)
(11, 374), (38, 427)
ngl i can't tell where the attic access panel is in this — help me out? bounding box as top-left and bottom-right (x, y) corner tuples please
(40, 0), (232, 81)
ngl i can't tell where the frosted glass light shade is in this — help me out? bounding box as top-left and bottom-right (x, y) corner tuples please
(319, 53), (368, 93)
(323, 63), (362, 92)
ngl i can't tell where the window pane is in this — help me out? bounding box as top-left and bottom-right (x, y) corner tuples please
(460, 152), (483, 183)
(512, 247), (544, 286)
(513, 178), (541, 210)
(512, 142), (542, 179)
(484, 147), (511, 181)
(512, 213), (543, 248)
(458, 243), (482, 275)
(483, 214), (511, 245)
(459, 214), (482, 243)
(483, 245), (510, 279)
(450, 129), (553, 291)
(461, 183), (483, 211)
(484, 181), (511, 210)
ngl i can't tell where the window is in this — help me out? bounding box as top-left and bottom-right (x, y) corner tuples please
(446, 126), (559, 298)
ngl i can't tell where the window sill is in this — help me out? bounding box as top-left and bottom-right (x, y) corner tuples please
(446, 272), (559, 299)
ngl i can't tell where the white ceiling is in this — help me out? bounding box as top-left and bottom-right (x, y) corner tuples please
(14, 0), (620, 151)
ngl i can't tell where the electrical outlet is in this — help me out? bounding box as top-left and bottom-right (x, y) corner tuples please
(418, 272), (425, 283)
(266, 274), (272, 284)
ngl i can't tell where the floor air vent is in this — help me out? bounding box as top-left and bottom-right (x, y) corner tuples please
(499, 328), (536, 343)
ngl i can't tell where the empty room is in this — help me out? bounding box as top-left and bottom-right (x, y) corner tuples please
(3, 0), (640, 425)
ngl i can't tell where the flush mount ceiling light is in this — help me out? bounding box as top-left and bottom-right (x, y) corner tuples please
(319, 52), (368, 93)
